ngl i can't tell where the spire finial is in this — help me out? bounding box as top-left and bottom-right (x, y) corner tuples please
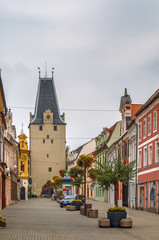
(38, 67), (41, 79)
(20, 123), (24, 135)
(52, 67), (54, 79)
(125, 88), (127, 96)
(45, 62), (47, 78)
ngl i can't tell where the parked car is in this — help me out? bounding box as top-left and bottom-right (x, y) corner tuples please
(60, 194), (77, 208)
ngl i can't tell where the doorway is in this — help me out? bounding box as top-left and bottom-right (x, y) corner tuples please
(20, 187), (25, 200)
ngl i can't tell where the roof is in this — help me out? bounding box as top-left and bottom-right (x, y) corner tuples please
(31, 77), (65, 125)
(119, 88), (132, 111)
(93, 122), (118, 155)
(135, 89), (159, 116)
(131, 104), (143, 120)
(0, 70), (7, 115)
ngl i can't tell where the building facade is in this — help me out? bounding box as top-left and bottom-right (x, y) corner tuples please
(94, 121), (121, 202)
(136, 89), (159, 213)
(4, 109), (19, 206)
(18, 129), (30, 200)
(29, 72), (66, 196)
(0, 71), (7, 211)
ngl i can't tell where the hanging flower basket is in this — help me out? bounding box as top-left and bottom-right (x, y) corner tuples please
(59, 169), (68, 177)
(77, 155), (94, 168)
(69, 167), (83, 178)
(88, 168), (100, 181)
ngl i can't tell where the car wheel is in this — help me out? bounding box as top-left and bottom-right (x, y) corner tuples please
(60, 205), (63, 208)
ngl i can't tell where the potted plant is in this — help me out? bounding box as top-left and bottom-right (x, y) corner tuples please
(71, 199), (83, 210)
(107, 207), (127, 227)
(0, 215), (6, 229)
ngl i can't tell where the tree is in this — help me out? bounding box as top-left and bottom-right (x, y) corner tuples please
(69, 166), (83, 199)
(77, 155), (94, 215)
(94, 157), (136, 207)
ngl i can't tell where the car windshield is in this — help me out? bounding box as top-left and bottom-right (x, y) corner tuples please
(64, 195), (76, 199)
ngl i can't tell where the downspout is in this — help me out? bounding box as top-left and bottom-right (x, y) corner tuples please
(134, 122), (138, 210)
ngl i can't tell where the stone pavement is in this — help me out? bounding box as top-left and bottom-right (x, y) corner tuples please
(0, 198), (159, 240)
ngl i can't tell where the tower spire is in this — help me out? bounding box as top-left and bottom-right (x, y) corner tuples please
(52, 67), (54, 79)
(38, 67), (41, 79)
(20, 123), (24, 135)
(45, 62), (47, 78)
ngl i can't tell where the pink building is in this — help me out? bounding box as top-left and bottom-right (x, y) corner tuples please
(136, 89), (159, 213)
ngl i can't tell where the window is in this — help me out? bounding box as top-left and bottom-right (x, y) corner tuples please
(47, 135), (49, 139)
(139, 123), (142, 141)
(54, 126), (57, 131)
(47, 154), (49, 158)
(155, 142), (159, 163)
(150, 181), (155, 208)
(148, 145), (152, 165)
(48, 167), (52, 172)
(153, 110), (157, 132)
(143, 119), (146, 138)
(21, 161), (24, 172)
(144, 147), (147, 167)
(138, 150), (141, 168)
(51, 139), (53, 143)
(43, 139), (45, 143)
(148, 115), (151, 135)
(39, 126), (43, 131)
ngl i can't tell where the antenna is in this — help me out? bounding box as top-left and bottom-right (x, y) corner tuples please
(52, 67), (54, 79)
(38, 67), (41, 79)
(45, 62), (47, 78)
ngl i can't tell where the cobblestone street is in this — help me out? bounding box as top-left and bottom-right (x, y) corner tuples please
(0, 198), (159, 240)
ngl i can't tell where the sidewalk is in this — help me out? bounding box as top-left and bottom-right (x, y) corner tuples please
(0, 198), (159, 240)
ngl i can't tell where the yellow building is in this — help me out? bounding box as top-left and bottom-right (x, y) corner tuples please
(18, 128), (30, 200)
(29, 71), (66, 196)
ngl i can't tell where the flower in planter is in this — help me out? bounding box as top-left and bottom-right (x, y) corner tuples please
(108, 207), (126, 212)
(0, 215), (6, 228)
(72, 199), (82, 202)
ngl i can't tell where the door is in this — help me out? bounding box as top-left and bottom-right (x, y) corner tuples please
(87, 185), (89, 199)
(123, 184), (128, 207)
(2, 176), (6, 209)
(20, 187), (25, 200)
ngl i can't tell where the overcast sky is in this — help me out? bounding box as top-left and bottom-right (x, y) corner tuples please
(0, 0), (159, 151)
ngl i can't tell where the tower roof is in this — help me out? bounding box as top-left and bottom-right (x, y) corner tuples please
(31, 76), (65, 125)
(119, 88), (132, 112)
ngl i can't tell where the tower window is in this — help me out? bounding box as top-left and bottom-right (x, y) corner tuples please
(43, 139), (45, 143)
(47, 154), (49, 158)
(51, 139), (53, 144)
(54, 126), (57, 131)
(39, 126), (43, 131)
(48, 167), (52, 172)
(47, 135), (49, 139)
(21, 161), (24, 172)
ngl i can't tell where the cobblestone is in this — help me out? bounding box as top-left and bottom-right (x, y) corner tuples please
(0, 198), (159, 240)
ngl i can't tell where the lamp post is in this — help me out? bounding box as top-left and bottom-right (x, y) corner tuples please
(84, 165), (86, 216)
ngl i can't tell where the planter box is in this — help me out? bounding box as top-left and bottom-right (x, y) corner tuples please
(107, 211), (127, 227)
(86, 204), (92, 209)
(71, 202), (83, 210)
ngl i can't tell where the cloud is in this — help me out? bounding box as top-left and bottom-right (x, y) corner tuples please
(0, 0), (159, 150)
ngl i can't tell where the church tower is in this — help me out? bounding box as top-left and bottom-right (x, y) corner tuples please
(29, 69), (66, 196)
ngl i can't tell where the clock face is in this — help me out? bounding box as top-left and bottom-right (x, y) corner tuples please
(46, 114), (50, 120)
